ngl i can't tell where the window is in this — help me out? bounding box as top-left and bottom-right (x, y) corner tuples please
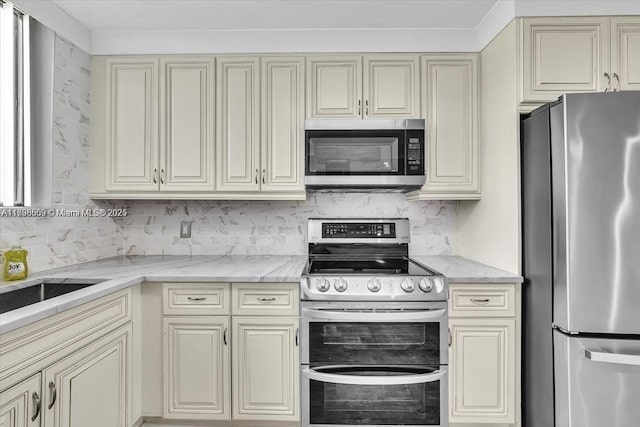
(0, 0), (30, 206)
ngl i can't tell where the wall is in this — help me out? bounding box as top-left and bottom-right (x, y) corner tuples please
(0, 36), (121, 274)
(456, 21), (521, 274)
(116, 195), (456, 257)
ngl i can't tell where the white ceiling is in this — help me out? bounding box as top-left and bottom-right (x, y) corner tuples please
(51, 0), (499, 32)
(12, 0), (640, 54)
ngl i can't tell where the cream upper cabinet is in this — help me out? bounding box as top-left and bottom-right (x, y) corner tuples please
(163, 316), (230, 420)
(97, 56), (216, 195)
(232, 317), (299, 421)
(217, 57), (305, 194)
(160, 57), (215, 192)
(216, 57), (260, 192)
(306, 54), (419, 119)
(520, 17), (640, 104)
(611, 17), (640, 91)
(306, 56), (362, 118)
(363, 55), (419, 118)
(42, 325), (132, 427)
(448, 283), (520, 425)
(260, 58), (305, 192)
(104, 57), (159, 191)
(407, 54), (480, 200)
(0, 374), (41, 427)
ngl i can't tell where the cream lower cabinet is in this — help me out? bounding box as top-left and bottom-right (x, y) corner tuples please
(163, 317), (230, 420)
(161, 282), (299, 423)
(232, 317), (299, 421)
(407, 54), (480, 200)
(0, 374), (41, 427)
(448, 283), (520, 425)
(0, 290), (133, 427)
(42, 325), (132, 427)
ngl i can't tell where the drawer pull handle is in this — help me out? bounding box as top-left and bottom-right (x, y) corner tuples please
(47, 381), (56, 410)
(187, 297), (207, 302)
(295, 328), (299, 347)
(470, 298), (490, 304)
(31, 392), (41, 421)
(223, 327), (228, 346)
(257, 297), (276, 303)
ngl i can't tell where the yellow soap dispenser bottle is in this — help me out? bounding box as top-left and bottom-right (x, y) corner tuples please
(3, 247), (29, 281)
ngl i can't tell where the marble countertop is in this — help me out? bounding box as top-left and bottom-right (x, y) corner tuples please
(0, 255), (307, 334)
(0, 254), (521, 334)
(412, 255), (523, 284)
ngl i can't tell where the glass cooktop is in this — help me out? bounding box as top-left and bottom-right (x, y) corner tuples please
(307, 257), (435, 276)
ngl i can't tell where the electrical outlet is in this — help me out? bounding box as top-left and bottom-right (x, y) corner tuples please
(180, 221), (192, 238)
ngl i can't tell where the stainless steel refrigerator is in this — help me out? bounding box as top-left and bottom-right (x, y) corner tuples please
(521, 92), (640, 427)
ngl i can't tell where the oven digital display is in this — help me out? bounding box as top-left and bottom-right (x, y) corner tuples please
(322, 223), (396, 238)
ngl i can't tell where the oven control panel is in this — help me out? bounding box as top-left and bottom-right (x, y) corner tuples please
(322, 222), (396, 238)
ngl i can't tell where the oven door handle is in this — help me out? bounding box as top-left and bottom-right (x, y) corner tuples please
(301, 308), (446, 323)
(302, 367), (446, 385)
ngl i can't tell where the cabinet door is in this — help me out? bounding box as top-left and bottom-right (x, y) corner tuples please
(521, 17), (610, 103)
(216, 57), (260, 191)
(418, 55), (479, 199)
(232, 317), (299, 421)
(306, 56), (362, 118)
(363, 55), (419, 118)
(160, 58), (215, 192)
(0, 374), (41, 427)
(449, 318), (515, 424)
(261, 58), (305, 193)
(105, 57), (159, 191)
(611, 17), (640, 91)
(163, 317), (230, 420)
(43, 324), (132, 427)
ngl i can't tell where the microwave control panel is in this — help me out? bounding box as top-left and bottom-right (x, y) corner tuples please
(406, 132), (424, 174)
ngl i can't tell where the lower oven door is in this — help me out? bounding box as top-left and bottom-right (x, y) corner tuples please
(301, 364), (448, 427)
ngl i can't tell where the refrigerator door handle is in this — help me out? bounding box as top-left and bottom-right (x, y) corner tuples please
(584, 348), (640, 366)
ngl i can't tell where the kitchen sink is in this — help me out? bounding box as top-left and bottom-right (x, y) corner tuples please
(0, 279), (106, 315)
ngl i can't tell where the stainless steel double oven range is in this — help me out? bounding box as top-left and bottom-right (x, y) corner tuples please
(300, 218), (449, 427)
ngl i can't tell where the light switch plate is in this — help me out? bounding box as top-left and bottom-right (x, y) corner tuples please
(180, 221), (192, 238)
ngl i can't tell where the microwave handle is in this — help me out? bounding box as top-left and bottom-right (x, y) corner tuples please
(301, 308), (446, 323)
(302, 367), (446, 385)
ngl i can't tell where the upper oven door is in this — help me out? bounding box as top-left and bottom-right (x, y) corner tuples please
(306, 129), (405, 176)
(301, 302), (448, 366)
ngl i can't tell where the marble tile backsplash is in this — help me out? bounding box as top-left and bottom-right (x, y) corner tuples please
(0, 38), (457, 274)
(116, 194), (456, 256)
(0, 36), (121, 273)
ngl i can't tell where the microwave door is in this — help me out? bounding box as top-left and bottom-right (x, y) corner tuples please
(306, 131), (404, 176)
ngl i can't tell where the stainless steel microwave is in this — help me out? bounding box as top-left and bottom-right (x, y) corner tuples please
(304, 119), (426, 191)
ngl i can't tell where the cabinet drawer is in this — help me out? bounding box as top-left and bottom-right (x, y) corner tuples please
(163, 283), (230, 315)
(449, 284), (516, 318)
(232, 283), (299, 316)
